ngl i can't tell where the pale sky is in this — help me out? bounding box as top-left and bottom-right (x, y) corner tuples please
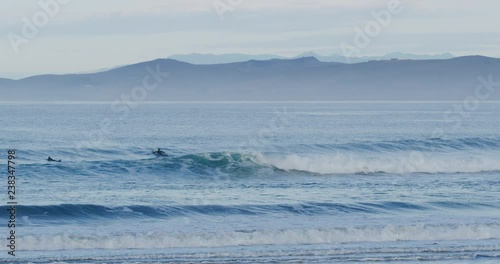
(1, 0), (499, 79)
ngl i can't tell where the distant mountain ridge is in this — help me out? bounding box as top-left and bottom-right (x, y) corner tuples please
(168, 53), (285, 65)
(0, 52), (455, 80)
(168, 52), (455, 64)
(1, 55), (499, 101)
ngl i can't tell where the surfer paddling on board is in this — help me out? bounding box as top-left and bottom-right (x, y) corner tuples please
(153, 148), (168, 157)
(47, 156), (62, 162)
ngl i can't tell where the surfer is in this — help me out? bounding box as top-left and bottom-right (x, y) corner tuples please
(153, 148), (168, 157)
(47, 156), (62, 162)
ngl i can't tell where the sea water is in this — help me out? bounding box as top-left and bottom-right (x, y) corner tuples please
(0, 102), (499, 263)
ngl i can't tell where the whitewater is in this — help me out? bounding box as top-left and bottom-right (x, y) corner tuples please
(0, 102), (499, 263)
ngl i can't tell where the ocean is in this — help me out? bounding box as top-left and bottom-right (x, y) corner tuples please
(0, 102), (499, 263)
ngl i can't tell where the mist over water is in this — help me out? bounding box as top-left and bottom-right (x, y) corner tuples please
(1, 102), (499, 263)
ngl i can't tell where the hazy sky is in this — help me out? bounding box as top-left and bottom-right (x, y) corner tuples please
(1, 0), (499, 78)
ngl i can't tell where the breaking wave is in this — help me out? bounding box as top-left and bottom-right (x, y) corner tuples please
(17, 223), (500, 251)
(14, 136), (500, 176)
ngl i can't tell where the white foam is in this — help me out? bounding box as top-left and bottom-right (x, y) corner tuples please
(253, 152), (500, 174)
(16, 223), (500, 251)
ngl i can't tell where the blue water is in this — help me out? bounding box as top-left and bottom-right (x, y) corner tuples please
(0, 102), (499, 263)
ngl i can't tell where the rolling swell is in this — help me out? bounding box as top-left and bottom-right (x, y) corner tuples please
(2, 201), (495, 222)
(324, 137), (500, 152)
